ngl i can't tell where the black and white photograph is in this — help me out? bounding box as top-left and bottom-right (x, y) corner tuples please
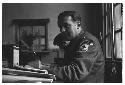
(2, 2), (123, 83)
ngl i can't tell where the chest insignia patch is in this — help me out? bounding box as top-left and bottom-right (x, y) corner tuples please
(79, 39), (94, 52)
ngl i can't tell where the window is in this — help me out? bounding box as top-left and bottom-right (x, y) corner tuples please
(13, 19), (49, 52)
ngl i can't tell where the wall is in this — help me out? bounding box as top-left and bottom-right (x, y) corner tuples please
(2, 3), (102, 49)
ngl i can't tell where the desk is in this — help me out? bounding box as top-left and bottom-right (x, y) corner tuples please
(3, 74), (53, 83)
(2, 67), (54, 83)
(19, 50), (52, 67)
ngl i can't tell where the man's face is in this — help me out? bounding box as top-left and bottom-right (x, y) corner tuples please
(60, 16), (78, 40)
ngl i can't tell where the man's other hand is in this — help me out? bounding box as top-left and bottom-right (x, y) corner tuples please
(40, 64), (50, 70)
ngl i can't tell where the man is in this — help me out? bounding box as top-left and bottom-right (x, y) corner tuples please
(40, 11), (105, 83)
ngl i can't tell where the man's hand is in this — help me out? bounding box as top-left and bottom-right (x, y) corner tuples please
(24, 65), (35, 69)
(39, 64), (50, 70)
(59, 41), (70, 49)
(53, 32), (70, 49)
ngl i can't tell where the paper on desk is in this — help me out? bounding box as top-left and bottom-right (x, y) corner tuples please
(2, 67), (54, 79)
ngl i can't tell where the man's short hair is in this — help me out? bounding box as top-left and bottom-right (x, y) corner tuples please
(57, 11), (81, 28)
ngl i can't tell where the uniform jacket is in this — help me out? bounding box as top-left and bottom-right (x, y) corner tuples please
(49, 30), (105, 83)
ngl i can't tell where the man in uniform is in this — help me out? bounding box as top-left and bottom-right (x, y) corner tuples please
(40, 11), (105, 83)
